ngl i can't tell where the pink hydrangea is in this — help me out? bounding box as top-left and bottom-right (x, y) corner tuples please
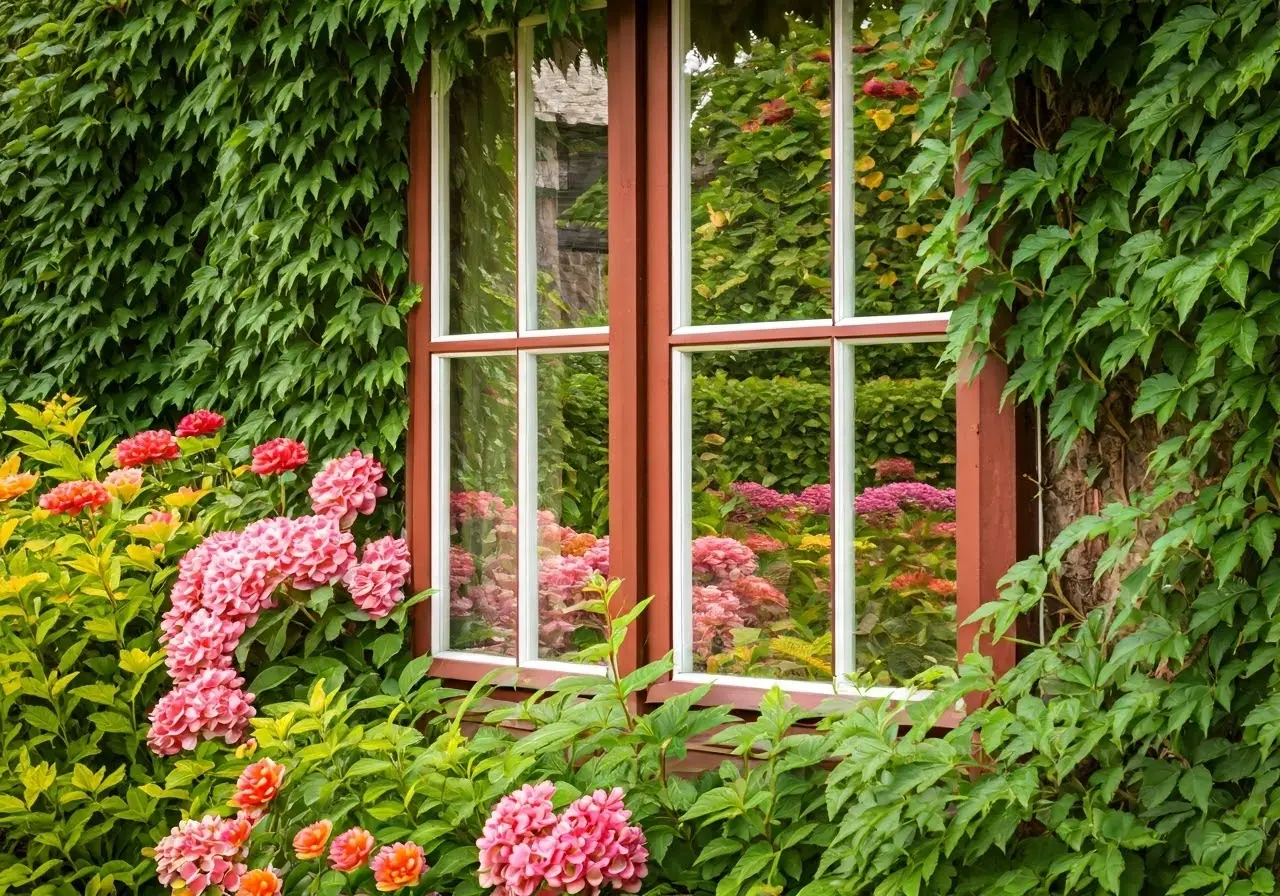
(342, 535), (411, 619)
(538, 555), (597, 651)
(308, 450), (387, 525)
(553, 788), (649, 895)
(691, 536), (757, 583)
(477, 783), (647, 896)
(164, 608), (242, 683)
(284, 514), (356, 590)
(931, 521), (957, 538)
(160, 532), (241, 643)
(729, 481), (797, 512)
(152, 814), (250, 895)
(451, 491), (508, 525)
(147, 668), (255, 756)
(200, 550), (281, 628)
(461, 583), (517, 636)
(692, 585), (744, 655)
(450, 546), (476, 587)
(582, 537), (611, 577)
(795, 484), (832, 515)
(855, 481), (956, 517)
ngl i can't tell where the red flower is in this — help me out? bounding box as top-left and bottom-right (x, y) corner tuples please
(811, 48), (832, 63)
(758, 97), (794, 126)
(115, 430), (180, 468)
(928, 578), (958, 596)
(740, 118), (761, 133)
(251, 439), (309, 476)
(176, 409), (226, 438)
(862, 78), (890, 98)
(891, 570), (932, 590)
(889, 79), (918, 98)
(39, 480), (110, 516)
(852, 43), (875, 54)
(230, 758), (286, 811)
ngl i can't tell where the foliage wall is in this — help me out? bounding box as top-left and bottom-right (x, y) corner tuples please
(0, 0), (604, 525)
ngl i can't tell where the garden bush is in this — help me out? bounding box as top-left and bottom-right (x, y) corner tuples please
(0, 399), (422, 894)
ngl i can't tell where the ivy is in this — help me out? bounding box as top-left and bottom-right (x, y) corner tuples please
(0, 0), (602, 527)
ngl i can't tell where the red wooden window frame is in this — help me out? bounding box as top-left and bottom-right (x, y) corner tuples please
(405, 0), (1021, 718)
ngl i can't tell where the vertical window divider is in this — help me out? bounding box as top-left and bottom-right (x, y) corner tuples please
(430, 354), (451, 655)
(516, 351), (539, 664)
(670, 347), (693, 674)
(832, 341), (855, 691)
(832, 0), (855, 323)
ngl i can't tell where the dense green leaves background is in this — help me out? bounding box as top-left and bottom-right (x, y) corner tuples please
(0, 0), (599, 524)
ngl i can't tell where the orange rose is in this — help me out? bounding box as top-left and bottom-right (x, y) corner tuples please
(236, 868), (282, 896)
(0, 472), (37, 502)
(230, 758), (286, 811)
(293, 819), (333, 860)
(370, 842), (427, 892)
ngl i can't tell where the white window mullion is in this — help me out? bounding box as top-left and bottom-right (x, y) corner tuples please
(517, 25), (538, 335)
(516, 351), (539, 664)
(430, 355), (451, 654)
(832, 341), (856, 690)
(671, 348), (694, 673)
(833, 0), (855, 323)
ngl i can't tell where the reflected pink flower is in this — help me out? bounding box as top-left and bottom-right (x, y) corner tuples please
(451, 491), (508, 525)
(730, 482), (797, 512)
(732, 575), (789, 624)
(931, 521), (957, 538)
(450, 546), (476, 587)
(692, 585), (744, 655)
(691, 536), (757, 583)
(796, 484), (831, 515)
(872, 458), (916, 481)
(742, 533), (785, 554)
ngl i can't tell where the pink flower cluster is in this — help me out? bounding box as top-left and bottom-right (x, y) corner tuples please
(343, 536), (412, 619)
(729, 473), (955, 520)
(151, 452), (404, 755)
(309, 450), (387, 525)
(152, 812), (255, 895)
(477, 783), (648, 896)
(450, 492), (613, 654)
(854, 481), (956, 517)
(690, 536), (787, 656)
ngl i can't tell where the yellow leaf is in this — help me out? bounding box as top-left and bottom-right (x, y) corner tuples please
(855, 155), (876, 172)
(901, 103), (919, 115)
(164, 488), (210, 508)
(0, 517), (20, 551)
(878, 271), (899, 287)
(882, 61), (899, 72)
(863, 253), (879, 270)
(706, 204), (729, 229)
(125, 544), (156, 569)
(858, 171), (885, 189)
(878, 190), (895, 201)
(869, 109), (896, 131)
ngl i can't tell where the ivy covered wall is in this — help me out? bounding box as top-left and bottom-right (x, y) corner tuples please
(0, 0), (599, 521)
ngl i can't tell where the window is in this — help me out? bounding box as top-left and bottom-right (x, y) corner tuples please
(407, 0), (1026, 710)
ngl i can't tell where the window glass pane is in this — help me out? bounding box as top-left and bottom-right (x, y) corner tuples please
(850, 341), (957, 684)
(688, 346), (832, 681)
(532, 14), (610, 330)
(685, 3), (834, 325)
(535, 352), (610, 660)
(448, 37), (518, 335)
(448, 355), (518, 657)
(846, 5), (952, 316)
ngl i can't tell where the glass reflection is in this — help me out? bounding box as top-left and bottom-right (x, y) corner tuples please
(533, 12), (610, 330)
(685, 2), (834, 325)
(535, 352), (610, 660)
(448, 355), (518, 656)
(851, 340), (957, 684)
(689, 346), (832, 679)
(448, 37), (517, 335)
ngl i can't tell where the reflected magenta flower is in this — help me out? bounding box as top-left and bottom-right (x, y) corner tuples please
(742, 533), (785, 554)
(796, 484), (832, 515)
(692, 585), (744, 655)
(729, 482), (796, 512)
(872, 458), (916, 481)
